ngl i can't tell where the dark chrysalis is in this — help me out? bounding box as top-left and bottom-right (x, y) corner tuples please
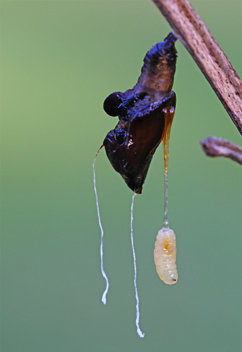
(103, 32), (177, 194)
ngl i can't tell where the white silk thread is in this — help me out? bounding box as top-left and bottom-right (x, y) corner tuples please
(93, 149), (109, 304)
(130, 193), (145, 338)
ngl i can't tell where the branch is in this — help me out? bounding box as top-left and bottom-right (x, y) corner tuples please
(200, 137), (242, 165)
(151, 0), (242, 135)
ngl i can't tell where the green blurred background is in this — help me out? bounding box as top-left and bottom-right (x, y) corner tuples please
(1, 1), (241, 351)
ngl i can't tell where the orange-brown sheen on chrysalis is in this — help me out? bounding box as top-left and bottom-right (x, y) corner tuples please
(154, 227), (178, 284)
(103, 33), (177, 194)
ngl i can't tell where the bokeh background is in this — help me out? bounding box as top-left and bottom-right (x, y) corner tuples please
(1, 1), (241, 351)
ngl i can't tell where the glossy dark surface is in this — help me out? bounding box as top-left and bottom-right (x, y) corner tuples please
(103, 93), (176, 193)
(103, 33), (177, 193)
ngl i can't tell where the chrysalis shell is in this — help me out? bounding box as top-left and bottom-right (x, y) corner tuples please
(103, 32), (177, 194)
(154, 227), (178, 284)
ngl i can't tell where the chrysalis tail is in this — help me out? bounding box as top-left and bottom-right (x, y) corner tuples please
(93, 145), (109, 304)
(130, 193), (145, 338)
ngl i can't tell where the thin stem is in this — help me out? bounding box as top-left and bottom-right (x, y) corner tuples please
(151, 0), (242, 134)
(200, 136), (242, 165)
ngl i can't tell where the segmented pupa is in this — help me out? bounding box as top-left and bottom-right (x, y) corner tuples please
(154, 228), (178, 284)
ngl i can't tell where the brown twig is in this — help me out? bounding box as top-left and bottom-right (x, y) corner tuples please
(151, 0), (242, 135)
(200, 137), (242, 165)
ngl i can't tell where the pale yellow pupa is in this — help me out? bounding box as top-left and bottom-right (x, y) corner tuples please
(154, 227), (178, 284)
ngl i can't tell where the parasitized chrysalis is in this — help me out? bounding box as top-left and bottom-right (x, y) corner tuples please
(93, 32), (178, 337)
